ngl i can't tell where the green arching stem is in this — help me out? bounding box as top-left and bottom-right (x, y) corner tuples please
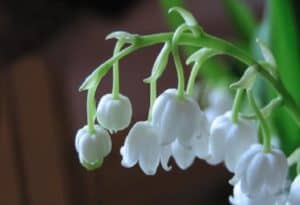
(172, 46), (185, 98)
(240, 96), (283, 120)
(186, 62), (200, 96)
(112, 40), (125, 99)
(232, 89), (244, 123)
(297, 163), (300, 175)
(147, 81), (157, 121)
(80, 32), (300, 127)
(288, 148), (300, 166)
(247, 91), (272, 153)
(87, 86), (97, 134)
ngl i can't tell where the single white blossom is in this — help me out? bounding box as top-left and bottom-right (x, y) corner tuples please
(120, 121), (162, 175)
(208, 111), (258, 172)
(288, 175), (300, 205)
(75, 125), (112, 170)
(97, 93), (132, 133)
(234, 144), (288, 197)
(205, 87), (232, 123)
(229, 181), (287, 205)
(151, 88), (207, 147)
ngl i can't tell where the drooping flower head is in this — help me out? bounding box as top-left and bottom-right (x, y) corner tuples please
(208, 111), (258, 172)
(97, 93), (132, 133)
(120, 121), (163, 175)
(151, 88), (208, 147)
(234, 144), (288, 197)
(75, 125), (112, 170)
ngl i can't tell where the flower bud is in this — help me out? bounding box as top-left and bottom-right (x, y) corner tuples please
(75, 125), (112, 170)
(97, 93), (132, 133)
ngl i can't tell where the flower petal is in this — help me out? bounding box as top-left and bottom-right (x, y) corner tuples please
(160, 145), (172, 171)
(244, 152), (268, 196)
(172, 140), (195, 170)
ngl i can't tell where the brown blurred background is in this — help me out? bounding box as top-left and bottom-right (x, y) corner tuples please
(0, 0), (263, 204)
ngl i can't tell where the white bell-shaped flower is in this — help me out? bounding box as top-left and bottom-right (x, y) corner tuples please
(205, 88), (232, 123)
(288, 175), (300, 205)
(120, 121), (161, 175)
(97, 93), (132, 133)
(234, 144), (288, 197)
(75, 125), (112, 170)
(229, 181), (287, 205)
(151, 88), (207, 147)
(208, 111), (258, 172)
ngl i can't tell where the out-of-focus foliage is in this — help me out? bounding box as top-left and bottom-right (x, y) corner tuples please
(223, 0), (257, 42)
(269, 0), (300, 154)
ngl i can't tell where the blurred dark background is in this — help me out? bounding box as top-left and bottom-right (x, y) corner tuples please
(0, 0), (277, 204)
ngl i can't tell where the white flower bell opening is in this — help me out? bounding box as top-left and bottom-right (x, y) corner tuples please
(171, 139), (196, 170)
(120, 121), (162, 175)
(208, 111), (258, 172)
(229, 181), (287, 205)
(75, 125), (112, 170)
(151, 88), (208, 147)
(97, 93), (132, 133)
(234, 144), (288, 197)
(288, 175), (300, 205)
(160, 134), (211, 171)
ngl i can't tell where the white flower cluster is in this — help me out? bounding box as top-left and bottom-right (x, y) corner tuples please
(121, 88), (210, 174)
(118, 87), (258, 175)
(75, 87), (300, 204)
(75, 93), (132, 169)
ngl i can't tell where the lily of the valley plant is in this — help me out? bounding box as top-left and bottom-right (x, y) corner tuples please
(74, 7), (300, 205)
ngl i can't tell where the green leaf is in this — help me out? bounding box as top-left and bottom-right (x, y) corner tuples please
(269, 0), (300, 154)
(222, 0), (257, 41)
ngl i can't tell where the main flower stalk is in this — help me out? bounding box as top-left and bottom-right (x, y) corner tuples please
(80, 32), (300, 127)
